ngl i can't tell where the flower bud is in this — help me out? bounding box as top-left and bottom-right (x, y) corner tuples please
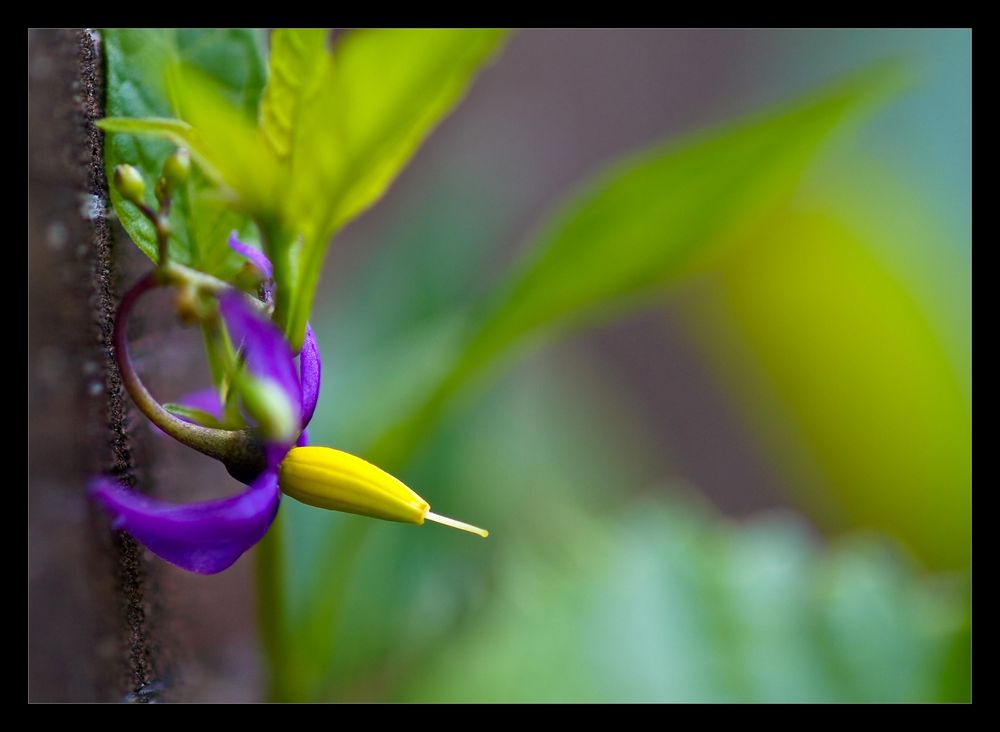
(114, 164), (145, 205)
(279, 446), (488, 536)
(163, 148), (191, 189)
(239, 377), (299, 445)
(279, 446), (427, 523)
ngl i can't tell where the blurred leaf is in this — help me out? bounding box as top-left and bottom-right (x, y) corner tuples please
(259, 29), (329, 160)
(392, 505), (969, 702)
(98, 116), (194, 139)
(165, 63), (283, 218)
(102, 28), (266, 278)
(460, 66), (900, 368)
(367, 65), (903, 469)
(677, 181), (970, 569)
(276, 28), (508, 350)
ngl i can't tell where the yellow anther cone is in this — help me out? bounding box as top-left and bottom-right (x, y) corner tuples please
(278, 446), (488, 537)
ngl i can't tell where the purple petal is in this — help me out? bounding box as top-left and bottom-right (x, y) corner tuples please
(90, 471), (280, 575)
(176, 387), (224, 421)
(219, 291), (302, 431)
(299, 324), (321, 428)
(229, 231), (273, 279)
(296, 428), (309, 447)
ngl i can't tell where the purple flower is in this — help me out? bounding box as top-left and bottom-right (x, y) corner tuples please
(91, 237), (485, 575)
(90, 294), (322, 574)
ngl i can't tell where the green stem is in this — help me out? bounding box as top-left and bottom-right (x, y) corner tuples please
(200, 319), (229, 392)
(201, 317), (245, 427)
(252, 217), (294, 702)
(256, 509), (292, 702)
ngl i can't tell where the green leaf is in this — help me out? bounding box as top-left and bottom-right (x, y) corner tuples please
(259, 29), (329, 160)
(102, 28), (267, 278)
(366, 64), (904, 469)
(98, 116), (194, 139)
(276, 28), (508, 350)
(467, 66), (900, 374)
(163, 402), (225, 429)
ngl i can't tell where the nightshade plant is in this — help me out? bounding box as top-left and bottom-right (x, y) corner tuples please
(92, 29), (498, 573)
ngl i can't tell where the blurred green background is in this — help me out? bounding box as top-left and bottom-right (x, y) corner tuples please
(268, 29), (969, 702)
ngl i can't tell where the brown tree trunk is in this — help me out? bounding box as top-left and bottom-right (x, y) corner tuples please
(29, 28), (163, 703)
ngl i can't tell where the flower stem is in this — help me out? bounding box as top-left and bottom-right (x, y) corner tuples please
(113, 271), (267, 483)
(255, 510), (291, 702)
(252, 218), (295, 702)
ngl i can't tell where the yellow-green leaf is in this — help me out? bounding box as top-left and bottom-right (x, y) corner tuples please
(462, 65), (902, 375)
(679, 179), (970, 569)
(165, 63), (283, 218)
(259, 29), (329, 160)
(276, 28), (509, 349)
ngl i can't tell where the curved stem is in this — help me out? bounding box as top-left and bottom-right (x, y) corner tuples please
(114, 271), (267, 483)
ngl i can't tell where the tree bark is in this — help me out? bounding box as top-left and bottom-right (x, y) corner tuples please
(29, 28), (163, 703)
